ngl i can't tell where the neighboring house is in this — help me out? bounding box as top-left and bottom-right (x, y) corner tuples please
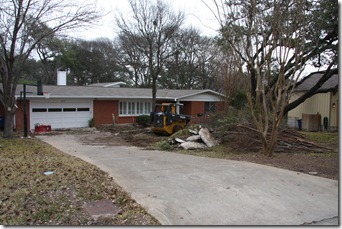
(4, 83), (225, 131)
(287, 71), (338, 131)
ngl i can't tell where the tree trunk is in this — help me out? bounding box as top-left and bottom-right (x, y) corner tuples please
(3, 110), (14, 138)
(152, 76), (157, 110)
(266, 129), (279, 157)
(1, 71), (18, 138)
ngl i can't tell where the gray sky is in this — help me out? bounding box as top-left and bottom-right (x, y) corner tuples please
(72, 0), (220, 40)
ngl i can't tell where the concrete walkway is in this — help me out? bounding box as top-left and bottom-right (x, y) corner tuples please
(37, 134), (339, 225)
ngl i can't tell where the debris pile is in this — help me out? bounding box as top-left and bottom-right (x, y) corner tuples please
(172, 127), (218, 150)
(216, 123), (336, 153)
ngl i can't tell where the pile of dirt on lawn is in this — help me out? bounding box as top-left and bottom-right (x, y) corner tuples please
(98, 124), (168, 149)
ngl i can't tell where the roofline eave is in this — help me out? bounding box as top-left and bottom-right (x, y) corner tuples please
(174, 89), (226, 100)
(15, 95), (178, 100)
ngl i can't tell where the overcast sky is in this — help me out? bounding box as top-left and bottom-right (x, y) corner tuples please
(72, 0), (220, 40)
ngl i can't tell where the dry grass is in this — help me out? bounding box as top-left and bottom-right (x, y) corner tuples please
(0, 136), (160, 226)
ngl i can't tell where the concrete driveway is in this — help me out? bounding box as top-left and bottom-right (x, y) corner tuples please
(37, 133), (338, 225)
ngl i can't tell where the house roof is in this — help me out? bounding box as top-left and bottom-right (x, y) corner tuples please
(87, 82), (127, 88)
(295, 71), (339, 92)
(15, 84), (225, 101)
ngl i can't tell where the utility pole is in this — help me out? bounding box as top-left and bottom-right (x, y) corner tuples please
(21, 81), (43, 138)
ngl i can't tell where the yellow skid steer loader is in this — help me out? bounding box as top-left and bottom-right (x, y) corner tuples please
(150, 103), (190, 135)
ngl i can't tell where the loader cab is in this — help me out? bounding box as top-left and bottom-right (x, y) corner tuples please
(150, 103), (190, 135)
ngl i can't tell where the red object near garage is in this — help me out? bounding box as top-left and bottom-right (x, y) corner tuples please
(35, 124), (52, 133)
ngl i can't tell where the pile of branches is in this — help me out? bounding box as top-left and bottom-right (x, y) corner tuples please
(214, 123), (336, 153)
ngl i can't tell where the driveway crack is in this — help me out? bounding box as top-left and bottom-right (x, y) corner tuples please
(302, 216), (339, 225)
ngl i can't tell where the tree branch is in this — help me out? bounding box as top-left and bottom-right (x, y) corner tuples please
(284, 65), (338, 113)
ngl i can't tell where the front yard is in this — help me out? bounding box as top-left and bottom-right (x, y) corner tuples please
(1, 125), (338, 225)
(99, 124), (339, 180)
(0, 135), (160, 225)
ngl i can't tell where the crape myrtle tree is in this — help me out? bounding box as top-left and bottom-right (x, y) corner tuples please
(206, 0), (338, 156)
(206, 0), (311, 156)
(116, 0), (185, 108)
(0, 0), (101, 138)
(206, 0), (337, 100)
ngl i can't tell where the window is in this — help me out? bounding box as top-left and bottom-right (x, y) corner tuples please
(137, 102), (144, 114)
(120, 102), (127, 115)
(205, 102), (215, 113)
(33, 107), (89, 113)
(63, 108), (76, 112)
(77, 108), (90, 112)
(32, 108), (47, 112)
(145, 102), (151, 114)
(48, 108), (62, 112)
(119, 101), (152, 116)
(128, 102), (135, 115)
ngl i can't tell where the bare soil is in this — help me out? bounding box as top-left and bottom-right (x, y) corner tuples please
(94, 124), (338, 180)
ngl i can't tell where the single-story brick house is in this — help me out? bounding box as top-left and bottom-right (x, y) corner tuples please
(8, 83), (225, 131)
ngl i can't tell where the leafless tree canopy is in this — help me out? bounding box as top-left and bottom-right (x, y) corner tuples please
(115, 0), (185, 106)
(0, 0), (102, 137)
(205, 0), (336, 156)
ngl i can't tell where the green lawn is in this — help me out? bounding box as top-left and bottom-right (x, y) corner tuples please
(301, 131), (339, 145)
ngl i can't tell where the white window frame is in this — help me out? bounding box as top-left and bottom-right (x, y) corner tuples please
(119, 100), (152, 117)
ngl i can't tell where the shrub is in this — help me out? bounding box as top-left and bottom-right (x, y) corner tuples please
(209, 106), (251, 130)
(136, 115), (150, 127)
(88, 118), (94, 127)
(155, 140), (172, 151)
(230, 89), (247, 110)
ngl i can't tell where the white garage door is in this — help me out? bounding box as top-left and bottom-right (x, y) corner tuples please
(30, 99), (93, 129)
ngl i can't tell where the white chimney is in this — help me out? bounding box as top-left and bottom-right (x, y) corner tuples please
(57, 70), (67, 86)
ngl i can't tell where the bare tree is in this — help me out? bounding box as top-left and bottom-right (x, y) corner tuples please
(161, 28), (201, 89)
(116, 0), (184, 107)
(206, 0), (309, 156)
(0, 0), (101, 137)
(217, 51), (242, 110)
(115, 32), (150, 87)
(205, 0), (338, 109)
(159, 28), (219, 90)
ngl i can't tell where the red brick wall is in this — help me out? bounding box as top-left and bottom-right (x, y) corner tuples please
(182, 101), (192, 116)
(116, 116), (137, 124)
(183, 101), (226, 125)
(15, 100), (30, 131)
(93, 100), (119, 127)
(93, 100), (141, 126)
(154, 101), (223, 117)
(182, 101), (205, 117)
(11, 99), (226, 130)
